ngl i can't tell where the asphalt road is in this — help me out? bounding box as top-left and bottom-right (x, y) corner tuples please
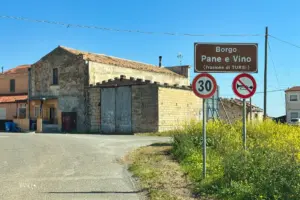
(0, 133), (170, 200)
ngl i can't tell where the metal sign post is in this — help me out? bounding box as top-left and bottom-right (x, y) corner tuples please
(202, 98), (207, 178)
(232, 73), (257, 150)
(192, 73), (217, 179)
(242, 99), (246, 150)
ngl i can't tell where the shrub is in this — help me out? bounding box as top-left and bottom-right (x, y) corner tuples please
(170, 120), (300, 200)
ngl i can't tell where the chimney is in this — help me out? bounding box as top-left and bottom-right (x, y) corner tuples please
(159, 56), (162, 67)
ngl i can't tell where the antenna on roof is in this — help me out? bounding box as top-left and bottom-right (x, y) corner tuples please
(177, 53), (183, 65)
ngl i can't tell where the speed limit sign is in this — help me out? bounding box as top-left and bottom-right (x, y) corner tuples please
(192, 73), (217, 99)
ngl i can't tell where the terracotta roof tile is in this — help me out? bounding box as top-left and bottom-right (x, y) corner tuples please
(59, 46), (184, 77)
(3, 65), (31, 75)
(0, 95), (27, 103)
(285, 86), (300, 92)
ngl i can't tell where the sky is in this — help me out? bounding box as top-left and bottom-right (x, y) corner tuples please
(1, 0), (300, 117)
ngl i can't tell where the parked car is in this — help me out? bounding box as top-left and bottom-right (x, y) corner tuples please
(290, 118), (300, 126)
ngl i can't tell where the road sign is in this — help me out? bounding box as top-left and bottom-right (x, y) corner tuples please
(192, 73), (217, 179)
(194, 43), (258, 73)
(232, 73), (257, 99)
(192, 73), (217, 99)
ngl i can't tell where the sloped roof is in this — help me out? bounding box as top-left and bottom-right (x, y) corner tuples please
(221, 98), (263, 112)
(285, 86), (300, 92)
(3, 65), (30, 75)
(0, 95), (27, 103)
(59, 46), (184, 77)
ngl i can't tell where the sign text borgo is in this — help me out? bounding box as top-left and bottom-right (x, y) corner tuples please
(194, 43), (258, 73)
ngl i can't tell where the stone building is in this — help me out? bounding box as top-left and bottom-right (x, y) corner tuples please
(88, 76), (201, 133)
(219, 98), (263, 124)
(29, 46), (201, 133)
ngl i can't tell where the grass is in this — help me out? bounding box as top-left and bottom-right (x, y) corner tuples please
(169, 119), (300, 200)
(127, 143), (198, 200)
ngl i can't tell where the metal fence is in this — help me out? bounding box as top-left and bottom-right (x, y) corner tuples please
(206, 86), (220, 121)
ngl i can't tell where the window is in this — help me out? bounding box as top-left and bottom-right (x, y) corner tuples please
(291, 112), (298, 119)
(10, 79), (15, 92)
(34, 106), (40, 118)
(52, 68), (58, 85)
(290, 94), (298, 101)
(18, 104), (26, 119)
(254, 113), (258, 119)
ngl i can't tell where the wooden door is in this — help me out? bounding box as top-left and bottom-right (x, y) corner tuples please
(62, 112), (77, 132)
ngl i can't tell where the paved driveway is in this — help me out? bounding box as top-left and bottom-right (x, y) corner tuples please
(0, 133), (170, 200)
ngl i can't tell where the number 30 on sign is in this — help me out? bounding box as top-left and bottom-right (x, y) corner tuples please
(192, 73), (217, 99)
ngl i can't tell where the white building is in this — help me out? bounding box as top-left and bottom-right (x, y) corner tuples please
(285, 86), (300, 123)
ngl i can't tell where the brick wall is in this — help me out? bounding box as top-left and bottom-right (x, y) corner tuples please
(89, 88), (101, 132)
(158, 87), (202, 131)
(132, 85), (158, 133)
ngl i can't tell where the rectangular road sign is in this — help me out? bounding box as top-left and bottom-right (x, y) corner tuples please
(194, 43), (258, 73)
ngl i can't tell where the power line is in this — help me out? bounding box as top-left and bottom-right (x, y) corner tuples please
(267, 41), (280, 88)
(269, 34), (300, 49)
(0, 15), (263, 37)
(221, 89), (285, 96)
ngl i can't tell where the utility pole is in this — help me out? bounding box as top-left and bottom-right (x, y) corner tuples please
(263, 27), (268, 120)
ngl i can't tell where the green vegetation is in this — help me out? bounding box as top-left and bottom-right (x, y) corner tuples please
(128, 144), (196, 200)
(170, 120), (300, 200)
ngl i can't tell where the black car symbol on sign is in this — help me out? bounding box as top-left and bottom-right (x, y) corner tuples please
(237, 84), (253, 90)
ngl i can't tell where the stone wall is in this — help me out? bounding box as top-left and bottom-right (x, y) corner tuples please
(158, 87), (202, 132)
(30, 47), (89, 132)
(219, 100), (243, 123)
(132, 85), (158, 133)
(88, 61), (190, 86)
(88, 88), (101, 132)
(219, 99), (264, 123)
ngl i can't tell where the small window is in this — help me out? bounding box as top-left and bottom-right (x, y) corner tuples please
(290, 95), (298, 101)
(291, 112), (298, 119)
(10, 79), (15, 92)
(254, 113), (258, 119)
(34, 106), (40, 118)
(52, 68), (58, 85)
